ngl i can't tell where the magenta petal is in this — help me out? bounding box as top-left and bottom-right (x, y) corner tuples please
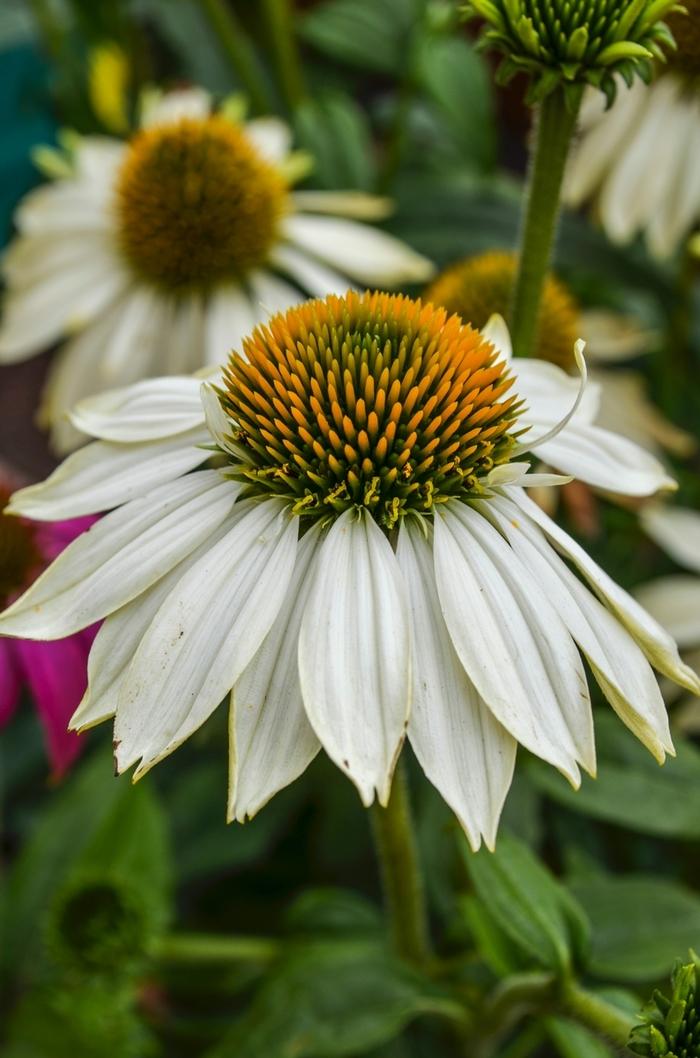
(14, 635), (90, 778)
(34, 515), (98, 563)
(0, 640), (22, 726)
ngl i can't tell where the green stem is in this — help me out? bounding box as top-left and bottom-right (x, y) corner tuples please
(509, 87), (580, 358)
(199, 0), (272, 115)
(370, 760), (431, 966)
(156, 932), (279, 965)
(261, 0), (306, 109)
(562, 981), (635, 1050)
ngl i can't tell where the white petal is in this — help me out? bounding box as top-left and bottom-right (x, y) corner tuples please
(283, 214), (435, 285)
(248, 269), (303, 317)
(115, 499), (298, 776)
(244, 117), (292, 163)
(508, 488), (700, 695)
(397, 520), (516, 850)
(161, 295), (207, 375)
(487, 495), (673, 761)
(641, 505), (700, 574)
(14, 180), (113, 235)
(0, 471), (238, 638)
(204, 284), (259, 365)
(298, 509), (411, 806)
(480, 313), (512, 362)
(73, 138), (127, 183)
(0, 242), (129, 361)
(292, 190), (393, 220)
(71, 376), (204, 442)
(634, 575), (700, 650)
(434, 502), (593, 782)
(513, 356), (600, 428)
(70, 515), (238, 731)
(580, 310), (656, 363)
(535, 424), (676, 496)
(229, 523), (324, 822)
(140, 87), (212, 127)
(200, 383), (239, 456)
(592, 369), (695, 458)
(271, 243), (352, 297)
(7, 428), (211, 520)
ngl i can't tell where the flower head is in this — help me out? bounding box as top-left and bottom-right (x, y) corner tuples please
(462, 0), (680, 105)
(425, 251), (578, 369)
(0, 483), (96, 777)
(0, 88), (433, 453)
(629, 954), (700, 1057)
(0, 293), (695, 848)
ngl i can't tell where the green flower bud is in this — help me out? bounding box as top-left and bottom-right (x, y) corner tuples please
(629, 953), (700, 1058)
(461, 0), (682, 106)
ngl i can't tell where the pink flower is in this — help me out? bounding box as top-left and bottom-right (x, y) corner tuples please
(0, 486), (97, 779)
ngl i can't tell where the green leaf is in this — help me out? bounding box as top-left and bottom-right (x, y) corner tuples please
(299, 0), (419, 75)
(414, 34), (495, 171)
(545, 1016), (615, 1058)
(569, 874), (700, 983)
(206, 940), (464, 1058)
(528, 713), (700, 838)
(294, 91), (375, 190)
(461, 833), (589, 973)
(285, 888), (383, 938)
(1, 746), (125, 985)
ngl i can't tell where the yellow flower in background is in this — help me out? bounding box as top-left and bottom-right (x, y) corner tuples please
(88, 43), (130, 135)
(0, 88), (433, 453)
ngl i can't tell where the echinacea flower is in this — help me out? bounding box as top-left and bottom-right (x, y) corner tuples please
(629, 953), (700, 1057)
(565, 1), (700, 259)
(0, 482), (95, 777)
(425, 251), (690, 462)
(0, 87), (433, 453)
(0, 292), (696, 849)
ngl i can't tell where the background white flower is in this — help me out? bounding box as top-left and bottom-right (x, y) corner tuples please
(0, 293), (695, 850)
(0, 87), (433, 453)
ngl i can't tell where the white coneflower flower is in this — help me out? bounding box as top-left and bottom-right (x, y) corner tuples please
(0, 292), (696, 850)
(0, 88), (433, 453)
(565, 3), (700, 259)
(425, 251), (692, 463)
(636, 504), (700, 723)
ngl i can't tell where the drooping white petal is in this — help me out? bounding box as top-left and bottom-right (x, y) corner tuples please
(0, 472), (238, 639)
(512, 356), (600, 426)
(509, 488), (700, 695)
(70, 376), (204, 442)
(534, 424), (676, 496)
(7, 428), (210, 520)
(292, 190), (392, 220)
(14, 181), (113, 235)
(434, 502), (592, 783)
(298, 509), (411, 807)
(244, 117), (293, 162)
(634, 576), (700, 650)
(271, 243), (352, 297)
(512, 342), (590, 457)
(70, 514), (239, 731)
(204, 283), (259, 365)
(114, 499), (298, 777)
(229, 523), (324, 822)
(641, 505), (700, 575)
(283, 214), (435, 285)
(140, 86), (212, 127)
(397, 519), (516, 850)
(487, 495), (674, 761)
(592, 369), (695, 458)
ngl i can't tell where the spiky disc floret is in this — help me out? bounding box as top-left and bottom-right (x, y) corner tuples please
(218, 291), (522, 529)
(462, 0), (682, 106)
(629, 954), (700, 1057)
(425, 251), (579, 370)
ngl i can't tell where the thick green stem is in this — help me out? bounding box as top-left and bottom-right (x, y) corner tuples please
(261, 0), (306, 109)
(562, 980), (635, 1050)
(370, 760), (431, 966)
(509, 88), (580, 358)
(199, 0), (272, 114)
(156, 932), (279, 965)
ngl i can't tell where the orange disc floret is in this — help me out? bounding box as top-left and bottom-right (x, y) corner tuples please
(219, 291), (522, 528)
(115, 115), (288, 291)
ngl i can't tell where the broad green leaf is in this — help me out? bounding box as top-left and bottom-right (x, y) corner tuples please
(415, 35), (495, 172)
(545, 1016), (615, 1058)
(460, 894), (525, 977)
(529, 714), (700, 838)
(285, 888), (383, 937)
(206, 940), (464, 1058)
(570, 875), (700, 983)
(299, 0), (420, 75)
(462, 833), (589, 973)
(294, 91), (375, 190)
